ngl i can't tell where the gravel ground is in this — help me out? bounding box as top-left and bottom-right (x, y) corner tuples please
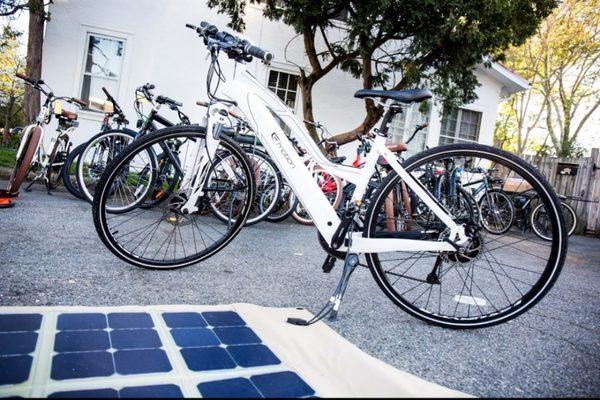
(1, 183), (599, 397)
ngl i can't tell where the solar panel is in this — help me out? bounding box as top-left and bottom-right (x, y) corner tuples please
(51, 312), (172, 381)
(0, 314), (41, 386)
(0, 309), (315, 398)
(168, 312), (281, 372)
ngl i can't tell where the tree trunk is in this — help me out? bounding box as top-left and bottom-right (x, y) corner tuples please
(23, 0), (45, 124)
(2, 96), (15, 145)
(330, 109), (383, 146)
(298, 76), (320, 144)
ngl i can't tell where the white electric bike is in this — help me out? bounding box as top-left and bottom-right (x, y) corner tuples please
(91, 22), (567, 328)
(6, 74), (86, 196)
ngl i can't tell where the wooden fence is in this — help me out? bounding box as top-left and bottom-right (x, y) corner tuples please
(524, 148), (600, 235)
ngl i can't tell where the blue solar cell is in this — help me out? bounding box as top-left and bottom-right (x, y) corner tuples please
(0, 314), (42, 332)
(51, 351), (114, 380)
(201, 311), (245, 327)
(227, 344), (281, 368)
(110, 328), (161, 350)
(57, 313), (106, 331)
(0, 355), (32, 385)
(120, 384), (183, 398)
(54, 330), (110, 352)
(213, 326), (261, 345)
(162, 312), (206, 328)
(108, 313), (154, 329)
(251, 371), (315, 398)
(114, 349), (171, 375)
(170, 328), (220, 348)
(0, 332), (38, 355)
(198, 377), (261, 398)
(180, 346), (236, 371)
(48, 389), (118, 398)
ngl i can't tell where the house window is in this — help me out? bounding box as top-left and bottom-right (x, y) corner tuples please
(267, 70), (299, 110)
(80, 33), (125, 107)
(439, 108), (482, 145)
(388, 104), (430, 156)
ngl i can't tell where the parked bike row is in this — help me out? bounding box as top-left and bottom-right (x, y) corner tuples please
(3, 21), (570, 329)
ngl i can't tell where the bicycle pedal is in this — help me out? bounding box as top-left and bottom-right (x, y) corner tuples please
(321, 255), (336, 273)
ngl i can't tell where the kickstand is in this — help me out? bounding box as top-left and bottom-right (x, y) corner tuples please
(288, 251), (360, 326)
(24, 179), (35, 192)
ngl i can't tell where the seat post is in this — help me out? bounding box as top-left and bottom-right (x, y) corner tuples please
(377, 105), (401, 137)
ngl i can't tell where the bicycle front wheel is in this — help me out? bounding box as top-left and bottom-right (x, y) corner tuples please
(531, 201), (577, 240)
(92, 126), (255, 269)
(364, 143), (567, 328)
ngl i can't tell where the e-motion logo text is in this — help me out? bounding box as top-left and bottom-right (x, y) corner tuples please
(271, 132), (295, 168)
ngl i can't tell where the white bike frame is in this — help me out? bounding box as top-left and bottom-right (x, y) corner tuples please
(182, 61), (468, 253)
(15, 105), (74, 172)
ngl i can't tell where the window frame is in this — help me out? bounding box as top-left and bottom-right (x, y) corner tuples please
(266, 67), (300, 113)
(438, 107), (482, 145)
(77, 30), (127, 113)
(388, 105), (430, 156)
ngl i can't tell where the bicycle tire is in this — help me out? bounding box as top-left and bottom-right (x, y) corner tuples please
(92, 125), (255, 269)
(364, 143), (567, 329)
(210, 148), (281, 226)
(531, 201), (576, 240)
(46, 138), (68, 190)
(6, 126), (42, 195)
(61, 142), (87, 200)
(265, 181), (298, 223)
(478, 188), (515, 235)
(77, 128), (137, 204)
(292, 167), (343, 225)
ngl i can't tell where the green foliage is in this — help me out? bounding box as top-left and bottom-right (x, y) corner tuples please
(498, 0), (600, 157)
(208, 0), (557, 110)
(0, 28), (25, 133)
(0, 147), (17, 168)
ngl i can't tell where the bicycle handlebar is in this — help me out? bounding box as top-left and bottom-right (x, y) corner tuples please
(15, 72), (37, 85)
(156, 95), (183, 108)
(186, 21), (273, 63)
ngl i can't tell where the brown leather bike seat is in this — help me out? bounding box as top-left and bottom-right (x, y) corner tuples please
(387, 143), (407, 152)
(60, 110), (78, 121)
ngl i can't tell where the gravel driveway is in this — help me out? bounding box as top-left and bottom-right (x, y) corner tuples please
(1, 183), (599, 397)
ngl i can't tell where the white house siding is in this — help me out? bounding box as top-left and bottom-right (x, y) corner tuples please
(41, 0), (516, 158)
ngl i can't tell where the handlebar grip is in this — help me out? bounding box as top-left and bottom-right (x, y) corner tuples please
(15, 73), (36, 85)
(185, 23), (198, 30)
(246, 45), (273, 62)
(144, 83), (156, 90)
(196, 100), (209, 107)
(71, 98), (87, 107)
(101, 86), (114, 100)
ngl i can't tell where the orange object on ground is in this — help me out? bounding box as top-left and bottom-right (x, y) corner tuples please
(0, 189), (17, 208)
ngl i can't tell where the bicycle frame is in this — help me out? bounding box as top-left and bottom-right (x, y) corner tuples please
(183, 63), (468, 253)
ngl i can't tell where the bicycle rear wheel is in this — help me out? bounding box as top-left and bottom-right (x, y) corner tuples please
(6, 126), (41, 195)
(265, 181), (298, 223)
(46, 138), (69, 190)
(77, 129), (136, 204)
(478, 189), (515, 235)
(92, 125), (254, 269)
(292, 167), (342, 225)
(61, 142), (87, 199)
(364, 143), (567, 328)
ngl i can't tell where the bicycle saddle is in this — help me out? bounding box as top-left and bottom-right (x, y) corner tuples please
(59, 110), (78, 121)
(354, 88), (432, 104)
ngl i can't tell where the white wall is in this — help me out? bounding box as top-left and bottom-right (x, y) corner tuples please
(42, 0), (505, 154)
